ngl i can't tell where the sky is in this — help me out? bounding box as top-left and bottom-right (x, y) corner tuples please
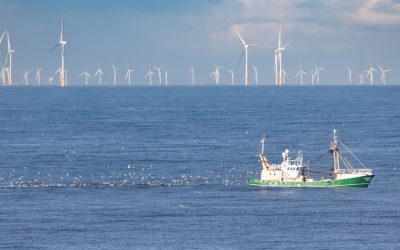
(0, 0), (399, 86)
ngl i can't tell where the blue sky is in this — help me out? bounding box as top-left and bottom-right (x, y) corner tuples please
(0, 0), (399, 85)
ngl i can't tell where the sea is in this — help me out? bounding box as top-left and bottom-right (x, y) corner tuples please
(0, 86), (399, 249)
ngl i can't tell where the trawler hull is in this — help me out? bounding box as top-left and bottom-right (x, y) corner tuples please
(248, 174), (374, 188)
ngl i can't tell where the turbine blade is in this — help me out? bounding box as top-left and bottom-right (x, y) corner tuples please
(60, 19), (64, 41)
(49, 43), (60, 53)
(234, 28), (247, 47)
(282, 41), (293, 48)
(7, 31), (11, 50)
(233, 48), (246, 71)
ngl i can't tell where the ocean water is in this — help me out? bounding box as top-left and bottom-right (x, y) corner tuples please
(0, 86), (399, 249)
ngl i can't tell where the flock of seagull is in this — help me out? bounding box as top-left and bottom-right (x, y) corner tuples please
(0, 20), (392, 87)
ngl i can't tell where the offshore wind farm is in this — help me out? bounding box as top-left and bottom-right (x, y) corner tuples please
(0, 12), (398, 87)
(1, 1), (400, 249)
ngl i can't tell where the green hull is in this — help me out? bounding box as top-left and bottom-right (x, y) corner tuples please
(248, 175), (374, 188)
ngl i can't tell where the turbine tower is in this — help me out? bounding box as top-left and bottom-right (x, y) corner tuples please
(80, 65), (91, 85)
(145, 65), (155, 85)
(234, 28), (256, 86)
(365, 65), (376, 85)
(378, 65), (391, 85)
(125, 69), (135, 86)
(95, 67), (103, 84)
(111, 63), (118, 86)
(35, 68), (42, 85)
(227, 69), (235, 85)
(4, 31), (15, 86)
(189, 67), (195, 86)
(164, 70), (168, 85)
(22, 70), (30, 86)
(154, 66), (162, 85)
(50, 19), (67, 87)
(359, 73), (364, 85)
(274, 26), (292, 86)
(252, 65), (258, 85)
(209, 63), (223, 85)
(346, 67), (352, 85)
(295, 64), (307, 85)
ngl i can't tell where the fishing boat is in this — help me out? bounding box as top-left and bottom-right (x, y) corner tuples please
(248, 130), (374, 188)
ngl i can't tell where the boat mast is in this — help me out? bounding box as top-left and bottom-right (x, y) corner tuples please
(330, 130), (340, 174)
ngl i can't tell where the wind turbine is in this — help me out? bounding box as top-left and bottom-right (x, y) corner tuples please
(295, 64), (307, 85)
(125, 68), (135, 86)
(80, 65), (91, 85)
(189, 67), (195, 86)
(378, 65), (391, 85)
(346, 67), (352, 85)
(4, 31), (15, 86)
(360, 73), (364, 85)
(50, 19), (67, 87)
(310, 69), (315, 85)
(365, 65), (376, 85)
(252, 65), (258, 85)
(314, 64), (324, 85)
(95, 67), (103, 84)
(234, 28), (256, 86)
(274, 26), (292, 86)
(145, 65), (155, 85)
(164, 70), (168, 85)
(111, 63), (118, 86)
(22, 70), (30, 86)
(209, 63), (223, 85)
(1, 67), (8, 85)
(227, 69), (235, 85)
(282, 69), (287, 85)
(154, 66), (162, 85)
(35, 68), (42, 85)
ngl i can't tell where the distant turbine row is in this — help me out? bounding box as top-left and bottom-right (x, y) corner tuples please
(0, 21), (393, 86)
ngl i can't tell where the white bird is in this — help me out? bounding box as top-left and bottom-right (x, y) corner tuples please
(189, 67), (195, 86)
(234, 28), (256, 86)
(295, 64), (308, 85)
(252, 65), (258, 85)
(210, 63), (223, 85)
(145, 65), (155, 85)
(378, 65), (391, 85)
(365, 65), (376, 85)
(94, 67), (103, 85)
(125, 68), (135, 86)
(154, 66), (162, 85)
(226, 69), (235, 85)
(22, 70), (30, 86)
(49, 19), (67, 87)
(274, 26), (292, 86)
(35, 68), (42, 85)
(80, 65), (91, 85)
(111, 63), (118, 86)
(346, 67), (352, 85)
